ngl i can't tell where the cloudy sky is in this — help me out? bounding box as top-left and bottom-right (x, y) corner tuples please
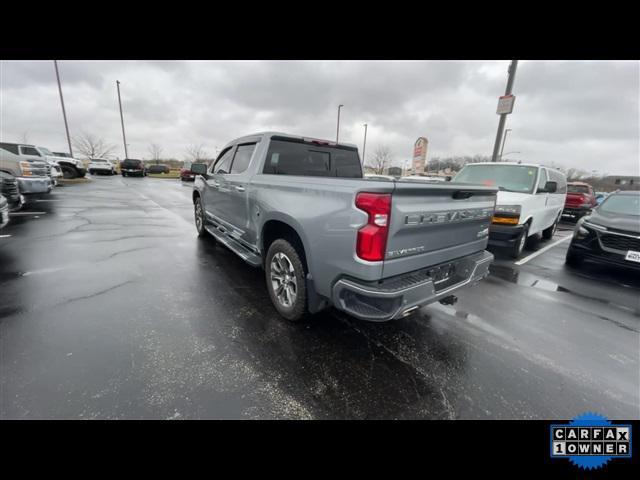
(1, 60), (638, 175)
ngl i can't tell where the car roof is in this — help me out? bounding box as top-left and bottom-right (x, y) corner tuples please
(568, 181), (592, 186)
(227, 132), (359, 150)
(612, 190), (640, 196)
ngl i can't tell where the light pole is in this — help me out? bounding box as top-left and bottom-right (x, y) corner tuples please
(491, 60), (518, 162)
(499, 128), (512, 161)
(53, 61), (73, 157)
(336, 104), (344, 143)
(362, 123), (368, 165)
(116, 80), (129, 159)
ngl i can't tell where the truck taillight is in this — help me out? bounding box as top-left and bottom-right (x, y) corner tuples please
(355, 192), (391, 262)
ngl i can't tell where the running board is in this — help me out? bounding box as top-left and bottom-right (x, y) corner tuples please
(205, 225), (262, 267)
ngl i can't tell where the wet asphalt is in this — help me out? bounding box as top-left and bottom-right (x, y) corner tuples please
(1, 175), (638, 420)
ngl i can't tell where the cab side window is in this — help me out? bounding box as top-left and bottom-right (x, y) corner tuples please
(537, 168), (548, 192)
(212, 147), (234, 174)
(20, 146), (41, 156)
(547, 169), (567, 194)
(230, 143), (257, 174)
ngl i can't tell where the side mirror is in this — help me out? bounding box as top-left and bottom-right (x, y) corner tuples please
(191, 163), (208, 176)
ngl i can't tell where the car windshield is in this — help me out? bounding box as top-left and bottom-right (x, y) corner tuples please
(39, 147), (53, 155)
(454, 164), (538, 193)
(598, 194), (640, 216)
(93, 159), (106, 163)
(568, 185), (589, 194)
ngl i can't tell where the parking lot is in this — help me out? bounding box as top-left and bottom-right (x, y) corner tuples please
(1, 176), (638, 420)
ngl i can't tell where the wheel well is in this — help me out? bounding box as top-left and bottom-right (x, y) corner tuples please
(192, 190), (200, 204)
(262, 220), (308, 272)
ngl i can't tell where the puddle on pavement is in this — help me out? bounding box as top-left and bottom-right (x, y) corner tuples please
(489, 264), (640, 318)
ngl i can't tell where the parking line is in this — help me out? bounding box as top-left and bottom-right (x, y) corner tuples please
(0, 235), (11, 238)
(514, 235), (572, 266)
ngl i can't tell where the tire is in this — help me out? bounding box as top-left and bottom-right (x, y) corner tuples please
(565, 247), (583, 268)
(542, 215), (560, 240)
(509, 223), (529, 259)
(194, 197), (206, 237)
(265, 239), (307, 322)
(122, 172), (127, 177)
(60, 164), (78, 179)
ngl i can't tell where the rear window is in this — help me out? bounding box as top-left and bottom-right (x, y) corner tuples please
(262, 138), (362, 178)
(568, 185), (589, 194)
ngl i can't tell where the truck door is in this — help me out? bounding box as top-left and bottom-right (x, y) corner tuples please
(223, 142), (259, 245)
(202, 146), (235, 228)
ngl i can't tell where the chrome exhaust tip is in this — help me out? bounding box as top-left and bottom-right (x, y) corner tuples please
(401, 306), (419, 317)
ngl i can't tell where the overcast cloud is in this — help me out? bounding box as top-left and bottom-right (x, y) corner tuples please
(1, 60), (638, 175)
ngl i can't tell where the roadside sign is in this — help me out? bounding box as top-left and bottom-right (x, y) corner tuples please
(497, 94), (516, 115)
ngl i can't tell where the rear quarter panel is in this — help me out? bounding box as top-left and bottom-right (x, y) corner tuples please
(251, 175), (392, 299)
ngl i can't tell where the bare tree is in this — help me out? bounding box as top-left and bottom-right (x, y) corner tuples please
(148, 143), (163, 165)
(19, 131), (31, 144)
(185, 144), (208, 163)
(367, 145), (394, 174)
(72, 132), (116, 160)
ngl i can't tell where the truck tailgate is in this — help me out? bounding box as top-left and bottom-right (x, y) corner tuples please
(383, 182), (497, 278)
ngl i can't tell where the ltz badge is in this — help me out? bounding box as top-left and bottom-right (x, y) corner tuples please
(550, 412), (632, 470)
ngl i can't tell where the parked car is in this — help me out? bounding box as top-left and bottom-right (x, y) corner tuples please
(0, 171), (24, 211)
(0, 147), (52, 199)
(147, 164), (171, 174)
(191, 132), (497, 322)
(0, 194), (9, 230)
(566, 191), (640, 270)
(180, 162), (197, 181)
(0, 143), (85, 179)
(88, 158), (117, 175)
(595, 191), (608, 205)
(364, 174), (396, 181)
(562, 181), (598, 221)
(120, 159), (147, 177)
(402, 175), (447, 182)
(454, 162), (567, 258)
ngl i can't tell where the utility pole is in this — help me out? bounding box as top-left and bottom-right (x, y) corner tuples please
(54, 61), (73, 157)
(336, 104), (344, 143)
(499, 128), (512, 161)
(491, 60), (518, 162)
(116, 80), (129, 159)
(362, 123), (368, 165)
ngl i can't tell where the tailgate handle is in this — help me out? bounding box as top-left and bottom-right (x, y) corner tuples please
(452, 190), (475, 199)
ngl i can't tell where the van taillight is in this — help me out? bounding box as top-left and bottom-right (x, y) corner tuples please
(355, 192), (391, 262)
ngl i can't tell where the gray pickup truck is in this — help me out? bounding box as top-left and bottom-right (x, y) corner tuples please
(191, 132), (497, 322)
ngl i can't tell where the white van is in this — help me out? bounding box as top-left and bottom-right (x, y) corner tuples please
(454, 162), (567, 258)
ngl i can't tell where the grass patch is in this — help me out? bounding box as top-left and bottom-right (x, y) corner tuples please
(58, 177), (91, 185)
(147, 172), (181, 179)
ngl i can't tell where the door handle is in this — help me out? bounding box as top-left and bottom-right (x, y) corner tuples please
(234, 186), (245, 192)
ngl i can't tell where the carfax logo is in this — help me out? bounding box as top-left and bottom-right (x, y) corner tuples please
(550, 412), (632, 470)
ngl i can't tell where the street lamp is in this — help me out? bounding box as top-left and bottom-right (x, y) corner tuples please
(116, 80), (129, 159)
(336, 104), (344, 143)
(499, 128), (512, 161)
(362, 123), (368, 165)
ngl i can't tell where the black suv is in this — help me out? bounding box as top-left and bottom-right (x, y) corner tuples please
(120, 159), (147, 177)
(147, 164), (170, 174)
(566, 191), (640, 271)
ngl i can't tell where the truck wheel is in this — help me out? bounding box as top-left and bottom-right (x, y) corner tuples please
(60, 164), (78, 179)
(542, 215), (560, 240)
(194, 197), (207, 237)
(509, 224), (529, 259)
(265, 239), (307, 322)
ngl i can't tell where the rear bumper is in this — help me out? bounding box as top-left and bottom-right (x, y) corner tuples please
(488, 224), (525, 247)
(562, 207), (590, 219)
(332, 250), (493, 322)
(16, 176), (52, 195)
